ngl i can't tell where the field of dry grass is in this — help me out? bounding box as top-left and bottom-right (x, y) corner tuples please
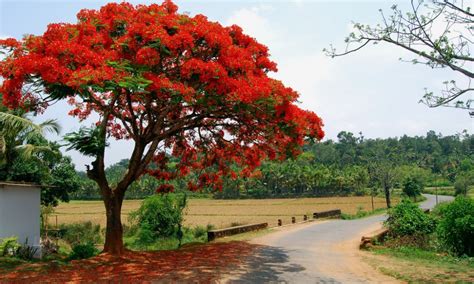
(50, 196), (395, 229)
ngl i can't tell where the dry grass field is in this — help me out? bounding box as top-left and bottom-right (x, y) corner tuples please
(50, 196), (395, 229)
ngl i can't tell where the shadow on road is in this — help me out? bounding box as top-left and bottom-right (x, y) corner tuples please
(225, 245), (305, 282)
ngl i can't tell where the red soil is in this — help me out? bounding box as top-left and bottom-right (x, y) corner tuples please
(0, 241), (256, 283)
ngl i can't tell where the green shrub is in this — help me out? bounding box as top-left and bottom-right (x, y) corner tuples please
(385, 199), (436, 237)
(435, 196), (474, 256)
(59, 221), (102, 246)
(135, 224), (156, 245)
(0, 237), (20, 256)
(403, 176), (423, 200)
(454, 172), (473, 196)
(68, 243), (99, 260)
(129, 193), (187, 240)
(15, 239), (38, 260)
(192, 226), (208, 239)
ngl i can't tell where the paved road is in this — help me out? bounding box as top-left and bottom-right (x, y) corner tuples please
(222, 194), (453, 283)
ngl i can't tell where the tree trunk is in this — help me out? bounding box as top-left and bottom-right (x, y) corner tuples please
(103, 193), (125, 255)
(384, 186), (391, 208)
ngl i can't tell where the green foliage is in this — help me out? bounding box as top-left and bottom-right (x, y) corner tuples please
(0, 108), (80, 206)
(123, 193), (215, 250)
(68, 243), (99, 260)
(385, 199), (436, 237)
(454, 171), (474, 196)
(0, 108), (60, 172)
(192, 225), (208, 239)
(42, 157), (81, 206)
(0, 237), (38, 260)
(64, 127), (108, 157)
(129, 193), (187, 240)
(124, 225), (209, 251)
(403, 176), (424, 199)
(435, 196), (474, 256)
(59, 222), (102, 246)
(0, 237), (20, 257)
(15, 240), (38, 260)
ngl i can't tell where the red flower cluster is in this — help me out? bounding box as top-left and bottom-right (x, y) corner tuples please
(0, 0), (325, 191)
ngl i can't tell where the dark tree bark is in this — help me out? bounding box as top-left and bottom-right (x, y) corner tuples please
(384, 185), (391, 208)
(103, 192), (125, 254)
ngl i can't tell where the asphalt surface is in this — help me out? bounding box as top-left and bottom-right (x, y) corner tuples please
(222, 194), (454, 283)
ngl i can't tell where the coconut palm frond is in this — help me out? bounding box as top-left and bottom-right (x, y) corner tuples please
(0, 135), (5, 155)
(0, 112), (42, 136)
(39, 119), (62, 135)
(15, 144), (56, 160)
(0, 135), (6, 165)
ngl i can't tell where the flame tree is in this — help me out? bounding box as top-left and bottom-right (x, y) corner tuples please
(0, 1), (324, 254)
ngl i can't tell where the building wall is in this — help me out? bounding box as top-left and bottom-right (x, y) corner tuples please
(0, 184), (41, 257)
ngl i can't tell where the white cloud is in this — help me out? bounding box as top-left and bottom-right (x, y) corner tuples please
(226, 6), (277, 47)
(271, 53), (334, 110)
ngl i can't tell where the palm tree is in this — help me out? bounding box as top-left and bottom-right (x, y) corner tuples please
(0, 109), (61, 178)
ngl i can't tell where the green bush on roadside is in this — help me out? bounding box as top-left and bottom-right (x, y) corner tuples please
(385, 199), (436, 238)
(435, 196), (474, 257)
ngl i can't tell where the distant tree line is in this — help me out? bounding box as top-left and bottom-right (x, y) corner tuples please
(70, 130), (474, 205)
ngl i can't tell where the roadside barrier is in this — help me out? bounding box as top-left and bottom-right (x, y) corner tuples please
(359, 228), (389, 249)
(313, 209), (341, 219)
(207, 223), (268, 241)
(207, 208), (342, 241)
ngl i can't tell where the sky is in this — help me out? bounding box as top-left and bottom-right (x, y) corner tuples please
(0, 0), (473, 169)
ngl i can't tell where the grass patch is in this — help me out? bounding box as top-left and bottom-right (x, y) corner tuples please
(124, 225), (209, 251)
(368, 246), (474, 282)
(341, 208), (386, 220)
(423, 186), (474, 197)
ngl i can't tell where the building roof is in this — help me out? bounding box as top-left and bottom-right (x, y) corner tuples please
(0, 182), (42, 189)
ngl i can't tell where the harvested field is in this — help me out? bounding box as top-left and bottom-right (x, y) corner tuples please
(51, 196), (395, 229)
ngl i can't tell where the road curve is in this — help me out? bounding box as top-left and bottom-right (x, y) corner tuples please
(221, 194), (453, 283)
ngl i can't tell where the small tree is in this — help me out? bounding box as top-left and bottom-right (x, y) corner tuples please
(403, 176), (424, 201)
(454, 171), (473, 196)
(369, 162), (397, 208)
(0, 1), (324, 254)
(129, 193), (187, 244)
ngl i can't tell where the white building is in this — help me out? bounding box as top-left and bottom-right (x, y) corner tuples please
(0, 182), (41, 257)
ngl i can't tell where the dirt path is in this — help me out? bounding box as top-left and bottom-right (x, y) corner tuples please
(220, 194), (453, 283)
